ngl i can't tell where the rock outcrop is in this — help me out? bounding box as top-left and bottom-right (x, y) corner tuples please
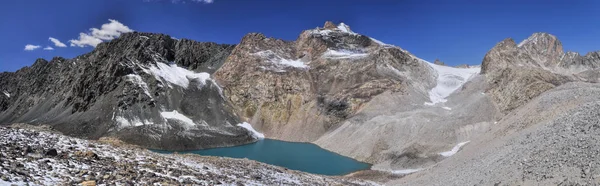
(0, 32), (255, 151)
(481, 33), (600, 113)
(214, 22), (434, 142)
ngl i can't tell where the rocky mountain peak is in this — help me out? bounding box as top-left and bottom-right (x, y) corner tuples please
(323, 21), (337, 29)
(433, 59), (445, 65)
(32, 58), (49, 67)
(321, 21), (355, 33)
(517, 32), (564, 67)
(517, 32), (560, 48)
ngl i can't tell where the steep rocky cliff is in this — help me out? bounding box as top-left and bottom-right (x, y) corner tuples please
(214, 21), (434, 142)
(0, 32), (256, 150)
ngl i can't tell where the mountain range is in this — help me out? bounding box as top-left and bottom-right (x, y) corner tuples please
(1, 21), (599, 185)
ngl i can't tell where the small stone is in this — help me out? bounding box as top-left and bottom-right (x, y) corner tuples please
(81, 180), (96, 186)
(103, 175), (110, 179)
(44, 149), (58, 157)
(22, 146), (33, 156)
(1, 175), (8, 181)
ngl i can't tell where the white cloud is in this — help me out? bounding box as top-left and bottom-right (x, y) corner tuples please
(69, 19), (133, 48)
(49, 37), (67, 47)
(43, 46), (54, 50)
(24, 44), (41, 51)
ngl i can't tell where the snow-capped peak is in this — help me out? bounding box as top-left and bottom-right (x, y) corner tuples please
(337, 22), (354, 34)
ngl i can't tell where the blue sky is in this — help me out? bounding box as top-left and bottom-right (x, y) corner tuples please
(1, 0), (599, 72)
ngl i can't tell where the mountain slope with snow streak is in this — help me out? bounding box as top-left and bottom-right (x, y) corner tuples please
(424, 62), (480, 105)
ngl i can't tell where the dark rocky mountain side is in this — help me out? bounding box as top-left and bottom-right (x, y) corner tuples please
(0, 32), (256, 150)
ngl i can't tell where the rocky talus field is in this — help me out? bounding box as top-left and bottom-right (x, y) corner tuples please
(0, 125), (377, 186)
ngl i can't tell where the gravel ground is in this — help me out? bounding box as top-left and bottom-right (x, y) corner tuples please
(0, 125), (379, 186)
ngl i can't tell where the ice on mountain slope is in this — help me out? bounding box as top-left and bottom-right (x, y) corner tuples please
(124, 74), (152, 97)
(148, 62), (211, 89)
(337, 23), (355, 34)
(424, 62), (480, 105)
(2, 91), (9, 98)
(161, 110), (197, 128)
(322, 49), (369, 59)
(371, 167), (422, 175)
(237, 122), (265, 139)
(308, 22), (358, 36)
(253, 50), (308, 69)
(369, 37), (398, 49)
(115, 116), (146, 128)
(439, 141), (470, 157)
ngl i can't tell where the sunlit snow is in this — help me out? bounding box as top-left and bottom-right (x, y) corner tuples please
(114, 116), (154, 128)
(237, 122), (265, 139)
(2, 91), (9, 98)
(124, 74), (152, 97)
(439, 141), (470, 157)
(337, 23), (355, 34)
(161, 110), (197, 128)
(253, 50), (308, 69)
(424, 62), (480, 105)
(322, 49), (369, 59)
(371, 167), (422, 175)
(148, 62), (211, 89)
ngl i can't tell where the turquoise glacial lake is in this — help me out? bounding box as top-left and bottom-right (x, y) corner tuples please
(153, 139), (371, 175)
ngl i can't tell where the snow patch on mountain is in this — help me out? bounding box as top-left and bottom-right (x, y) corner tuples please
(369, 37), (397, 48)
(337, 23), (355, 34)
(439, 141), (470, 157)
(237, 122), (265, 139)
(2, 91), (9, 98)
(161, 110), (197, 128)
(114, 115), (156, 129)
(115, 116), (143, 127)
(253, 50), (308, 69)
(308, 22), (358, 37)
(372, 167), (422, 175)
(424, 62), (480, 105)
(148, 62), (211, 89)
(322, 49), (369, 59)
(124, 74), (152, 97)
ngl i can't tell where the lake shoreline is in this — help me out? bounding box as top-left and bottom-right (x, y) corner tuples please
(151, 138), (372, 176)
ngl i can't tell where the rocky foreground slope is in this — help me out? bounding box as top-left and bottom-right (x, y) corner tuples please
(0, 125), (377, 186)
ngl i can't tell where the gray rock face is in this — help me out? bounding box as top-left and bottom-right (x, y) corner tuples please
(0, 32), (254, 151)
